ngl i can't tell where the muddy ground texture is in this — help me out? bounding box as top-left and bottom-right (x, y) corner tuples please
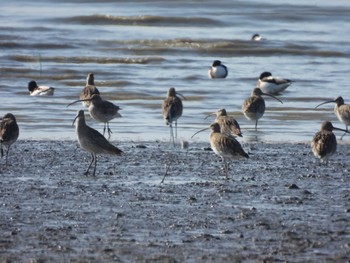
(1, 140), (350, 262)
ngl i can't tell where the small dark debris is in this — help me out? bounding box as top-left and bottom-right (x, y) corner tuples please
(204, 147), (212, 151)
(135, 144), (147, 149)
(288, 183), (299, 189)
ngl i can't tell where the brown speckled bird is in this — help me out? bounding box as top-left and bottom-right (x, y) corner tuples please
(206, 108), (242, 137)
(162, 87), (184, 145)
(80, 73), (100, 107)
(311, 121), (349, 165)
(242, 87), (282, 130)
(0, 113), (19, 166)
(72, 110), (122, 176)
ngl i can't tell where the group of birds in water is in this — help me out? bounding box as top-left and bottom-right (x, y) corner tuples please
(1, 55), (349, 177)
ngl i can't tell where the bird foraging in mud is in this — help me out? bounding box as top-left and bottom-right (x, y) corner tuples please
(192, 122), (249, 179)
(162, 87), (184, 146)
(0, 113), (19, 166)
(72, 110), (122, 176)
(311, 121), (349, 165)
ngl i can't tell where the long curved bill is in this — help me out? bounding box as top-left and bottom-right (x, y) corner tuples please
(72, 114), (79, 127)
(67, 98), (90, 107)
(191, 127), (210, 138)
(333, 127), (350, 133)
(176, 92), (186, 100)
(315, 100), (335, 109)
(263, 92), (283, 104)
(204, 112), (216, 120)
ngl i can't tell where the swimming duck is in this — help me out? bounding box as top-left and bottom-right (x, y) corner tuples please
(208, 60), (228, 79)
(28, 80), (55, 96)
(256, 71), (292, 94)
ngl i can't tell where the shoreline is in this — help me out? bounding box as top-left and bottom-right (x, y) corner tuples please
(1, 140), (350, 262)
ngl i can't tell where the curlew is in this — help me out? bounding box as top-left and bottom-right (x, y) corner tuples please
(205, 108), (242, 137)
(256, 71), (292, 94)
(68, 94), (122, 139)
(311, 121), (349, 165)
(80, 73), (100, 107)
(28, 80), (55, 96)
(208, 60), (228, 79)
(72, 110), (122, 176)
(192, 122), (249, 179)
(242, 87), (283, 130)
(315, 96), (350, 139)
(0, 113), (19, 166)
(162, 87), (184, 145)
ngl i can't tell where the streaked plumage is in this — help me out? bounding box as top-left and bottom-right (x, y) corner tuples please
(0, 113), (19, 166)
(315, 96), (350, 139)
(311, 121), (348, 164)
(208, 60), (228, 79)
(28, 80), (55, 96)
(80, 73), (100, 107)
(209, 123), (248, 179)
(72, 110), (122, 176)
(162, 87), (184, 145)
(256, 72), (292, 94)
(242, 87), (283, 130)
(68, 94), (122, 139)
(206, 108), (242, 137)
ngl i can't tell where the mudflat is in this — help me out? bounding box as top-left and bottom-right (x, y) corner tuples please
(1, 140), (350, 262)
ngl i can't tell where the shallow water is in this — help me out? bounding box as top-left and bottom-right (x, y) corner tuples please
(1, 0), (350, 143)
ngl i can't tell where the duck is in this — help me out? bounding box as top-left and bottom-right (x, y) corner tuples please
(251, 34), (263, 41)
(208, 60), (228, 79)
(256, 71), (292, 94)
(28, 80), (55, 96)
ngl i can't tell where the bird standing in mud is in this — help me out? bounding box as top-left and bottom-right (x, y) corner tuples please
(205, 108), (242, 137)
(256, 71), (292, 94)
(208, 60), (228, 79)
(315, 96), (350, 139)
(28, 80), (55, 96)
(162, 87), (184, 146)
(80, 73), (100, 107)
(242, 87), (283, 130)
(311, 121), (349, 165)
(192, 122), (249, 179)
(72, 110), (122, 176)
(0, 113), (19, 166)
(68, 94), (122, 139)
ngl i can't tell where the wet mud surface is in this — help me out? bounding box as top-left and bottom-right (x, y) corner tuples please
(1, 140), (350, 262)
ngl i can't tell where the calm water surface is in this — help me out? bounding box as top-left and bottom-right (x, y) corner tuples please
(1, 0), (350, 143)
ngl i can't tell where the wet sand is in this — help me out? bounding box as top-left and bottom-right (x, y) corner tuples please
(1, 140), (350, 262)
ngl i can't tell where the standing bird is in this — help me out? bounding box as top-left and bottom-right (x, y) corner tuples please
(256, 71), (292, 94)
(191, 122), (249, 179)
(315, 96), (350, 139)
(72, 110), (122, 176)
(205, 108), (242, 137)
(68, 94), (122, 139)
(28, 80), (55, 96)
(311, 121), (349, 165)
(208, 60), (228, 79)
(162, 87), (184, 145)
(80, 73), (100, 107)
(242, 88), (283, 130)
(0, 113), (19, 166)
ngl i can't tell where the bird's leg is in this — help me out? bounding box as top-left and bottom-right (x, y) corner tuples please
(224, 160), (229, 180)
(340, 125), (349, 140)
(175, 120), (178, 139)
(84, 153), (95, 175)
(0, 144), (3, 158)
(92, 154), (97, 176)
(107, 122), (112, 140)
(255, 120), (258, 130)
(169, 123), (175, 146)
(5, 146), (10, 167)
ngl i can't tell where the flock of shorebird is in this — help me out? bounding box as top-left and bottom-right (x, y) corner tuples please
(0, 64), (349, 178)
